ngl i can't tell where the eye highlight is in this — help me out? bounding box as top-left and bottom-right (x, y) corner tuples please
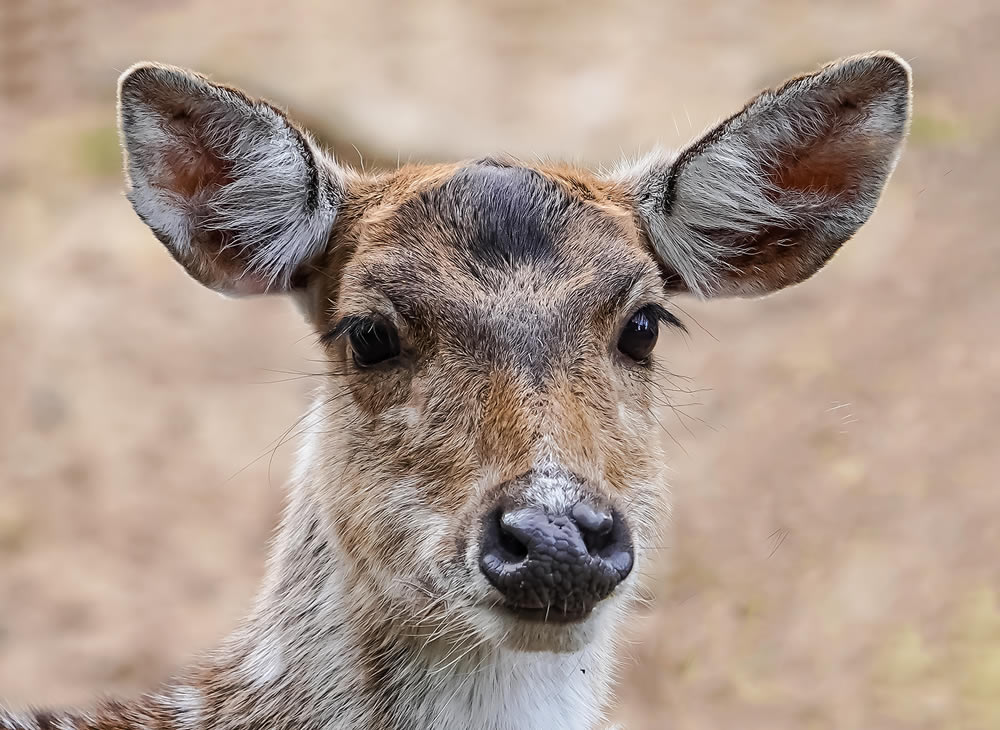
(617, 304), (683, 363)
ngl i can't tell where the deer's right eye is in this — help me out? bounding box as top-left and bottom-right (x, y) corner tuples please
(349, 320), (401, 368)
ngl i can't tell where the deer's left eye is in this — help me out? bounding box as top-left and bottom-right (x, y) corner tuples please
(617, 307), (660, 362)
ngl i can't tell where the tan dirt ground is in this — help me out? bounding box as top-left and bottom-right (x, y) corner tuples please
(1, 1), (998, 728)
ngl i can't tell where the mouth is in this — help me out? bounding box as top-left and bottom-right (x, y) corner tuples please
(499, 602), (594, 624)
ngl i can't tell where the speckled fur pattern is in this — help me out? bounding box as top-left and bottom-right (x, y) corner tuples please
(1, 52), (910, 730)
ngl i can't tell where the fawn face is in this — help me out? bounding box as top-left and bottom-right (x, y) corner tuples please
(117, 53), (910, 652)
(306, 161), (671, 652)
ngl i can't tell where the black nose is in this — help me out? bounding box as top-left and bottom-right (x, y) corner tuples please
(479, 501), (633, 620)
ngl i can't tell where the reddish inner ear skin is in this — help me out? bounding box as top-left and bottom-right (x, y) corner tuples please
(151, 106), (232, 198)
(159, 141), (230, 199)
(773, 144), (859, 198)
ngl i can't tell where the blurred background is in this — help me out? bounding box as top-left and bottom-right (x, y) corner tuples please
(1, 1), (998, 728)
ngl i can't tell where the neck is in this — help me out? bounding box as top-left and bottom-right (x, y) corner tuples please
(19, 470), (619, 730)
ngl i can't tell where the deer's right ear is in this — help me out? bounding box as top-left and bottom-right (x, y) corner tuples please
(118, 63), (345, 296)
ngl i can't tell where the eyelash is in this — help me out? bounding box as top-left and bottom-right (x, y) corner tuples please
(637, 303), (686, 332)
(319, 315), (377, 347)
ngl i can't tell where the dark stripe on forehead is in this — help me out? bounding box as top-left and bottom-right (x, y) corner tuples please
(414, 163), (576, 273)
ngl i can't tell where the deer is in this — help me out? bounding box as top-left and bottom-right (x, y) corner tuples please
(1, 51), (910, 730)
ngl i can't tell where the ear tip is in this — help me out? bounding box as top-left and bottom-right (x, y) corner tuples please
(117, 62), (205, 105)
(118, 62), (170, 93)
(869, 50), (912, 74)
(864, 51), (912, 87)
(833, 51), (913, 94)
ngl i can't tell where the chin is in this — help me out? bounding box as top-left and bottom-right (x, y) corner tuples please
(475, 597), (623, 654)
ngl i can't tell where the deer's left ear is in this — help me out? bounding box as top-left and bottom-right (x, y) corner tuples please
(616, 52), (912, 298)
(118, 63), (346, 296)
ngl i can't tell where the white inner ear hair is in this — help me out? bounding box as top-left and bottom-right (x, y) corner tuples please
(124, 84), (344, 290)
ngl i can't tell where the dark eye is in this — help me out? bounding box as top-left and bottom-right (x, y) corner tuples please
(349, 320), (401, 368)
(617, 307), (659, 362)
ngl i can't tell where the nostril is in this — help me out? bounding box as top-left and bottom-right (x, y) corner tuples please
(480, 508), (532, 567)
(582, 529), (613, 556)
(571, 502), (615, 556)
(571, 502), (613, 534)
(496, 516), (529, 561)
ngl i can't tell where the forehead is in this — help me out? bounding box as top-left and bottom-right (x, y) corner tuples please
(347, 161), (653, 313)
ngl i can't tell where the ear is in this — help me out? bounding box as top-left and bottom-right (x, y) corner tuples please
(117, 63), (346, 295)
(617, 52), (912, 297)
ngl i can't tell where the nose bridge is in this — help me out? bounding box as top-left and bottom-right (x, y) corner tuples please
(474, 302), (607, 489)
(533, 371), (607, 488)
(477, 366), (543, 470)
(478, 375), (605, 488)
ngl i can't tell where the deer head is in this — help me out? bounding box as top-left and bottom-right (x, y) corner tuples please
(117, 52), (910, 657)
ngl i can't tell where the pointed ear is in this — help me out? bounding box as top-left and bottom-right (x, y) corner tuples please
(617, 52), (912, 298)
(117, 63), (346, 296)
